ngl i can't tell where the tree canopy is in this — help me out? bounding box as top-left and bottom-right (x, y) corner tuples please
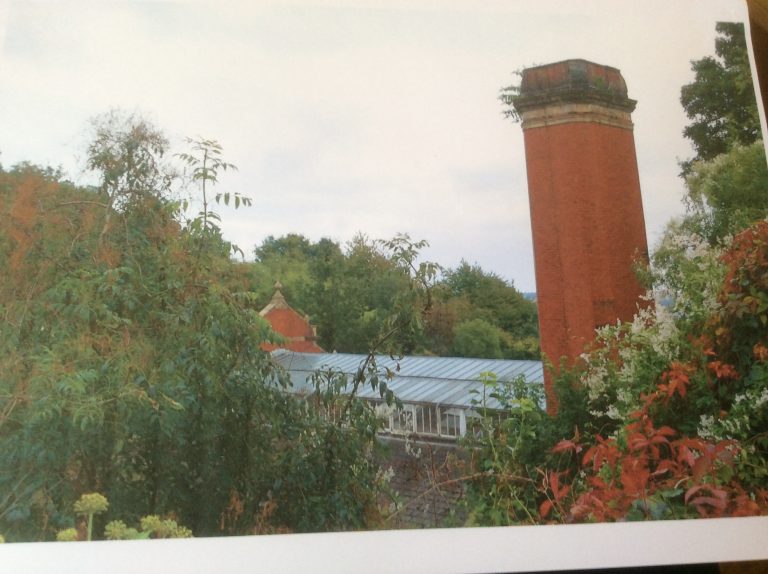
(0, 114), (406, 540)
(676, 21), (768, 245)
(249, 239), (540, 359)
(679, 22), (762, 175)
(684, 140), (768, 242)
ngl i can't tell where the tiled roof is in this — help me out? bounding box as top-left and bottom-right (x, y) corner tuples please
(260, 283), (324, 353)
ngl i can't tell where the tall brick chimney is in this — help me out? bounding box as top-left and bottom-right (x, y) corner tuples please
(512, 59), (649, 413)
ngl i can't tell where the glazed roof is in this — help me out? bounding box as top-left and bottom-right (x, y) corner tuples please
(270, 349), (544, 410)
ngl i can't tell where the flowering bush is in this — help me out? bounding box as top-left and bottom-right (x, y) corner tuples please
(542, 221), (768, 522)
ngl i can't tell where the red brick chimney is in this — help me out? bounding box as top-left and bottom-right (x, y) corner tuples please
(512, 60), (649, 413)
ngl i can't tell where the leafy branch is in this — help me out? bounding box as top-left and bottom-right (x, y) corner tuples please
(176, 137), (248, 240)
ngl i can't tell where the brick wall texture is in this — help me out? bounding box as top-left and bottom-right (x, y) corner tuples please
(516, 61), (649, 412)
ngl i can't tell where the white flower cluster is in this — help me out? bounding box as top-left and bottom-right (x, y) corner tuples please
(375, 403), (395, 420)
(576, 223), (735, 423)
(375, 466), (395, 484)
(578, 290), (686, 420)
(653, 226), (726, 319)
(698, 414), (717, 440)
(698, 387), (768, 442)
(757, 388), (768, 408)
(404, 437), (422, 459)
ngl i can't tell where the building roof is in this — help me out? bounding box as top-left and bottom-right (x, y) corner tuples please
(270, 349), (544, 410)
(260, 282), (324, 353)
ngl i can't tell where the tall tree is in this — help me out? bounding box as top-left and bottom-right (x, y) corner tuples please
(679, 22), (762, 175)
(676, 22), (768, 245)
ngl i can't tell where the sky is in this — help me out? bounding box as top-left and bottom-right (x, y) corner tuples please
(0, 0), (757, 292)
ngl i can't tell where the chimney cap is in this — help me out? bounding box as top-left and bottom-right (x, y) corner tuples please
(513, 59), (636, 114)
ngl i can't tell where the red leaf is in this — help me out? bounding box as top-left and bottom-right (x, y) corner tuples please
(621, 460), (650, 496)
(627, 433), (649, 451)
(539, 499), (553, 519)
(552, 439), (577, 454)
(686, 486), (728, 516)
(708, 361), (739, 381)
(549, 471), (560, 495)
(684, 484), (704, 505)
(659, 362), (693, 400)
(652, 459), (677, 477)
(582, 445), (599, 470)
(692, 455), (711, 482)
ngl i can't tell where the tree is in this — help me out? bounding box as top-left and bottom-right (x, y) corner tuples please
(676, 22), (768, 246)
(679, 22), (762, 175)
(85, 110), (176, 241)
(441, 261), (539, 359)
(444, 262), (537, 338)
(176, 137), (247, 251)
(339, 234), (417, 353)
(0, 134), (286, 538)
(452, 318), (503, 359)
(0, 116), (394, 540)
(421, 295), (473, 356)
(251, 233), (428, 354)
(684, 140), (768, 243)
(251, 233), (316, 308)
(300, 238), (353, 352)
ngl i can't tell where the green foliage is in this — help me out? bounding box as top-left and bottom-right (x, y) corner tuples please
(444, 262), (538, 339)
(498, 69), (523, 123)
(676, 22), (768, 247)
(460, 372), (549, 525)
(700, 221), (768, 489)
(250, 233), (406, 353)
(103, 514), (191, 540)
(0, 115), (396, 541)
(684, 141), (768, 243)
(249, 237), (539, 359)
(176, 137), (249, 255)
(266, 371), (388, 531)
(255, 234), (438, 531)
(56, 528), (78, 542)
(104, 520), (139, 540)
(74, 492), (109, 542)
(540, 222), (768, 522)
(441, 262), (539, 359)
(679, 22), (762, 175)
(73, 493), (109, 516)
(452, 319), (503, 359)
(48, 493), (193, 541)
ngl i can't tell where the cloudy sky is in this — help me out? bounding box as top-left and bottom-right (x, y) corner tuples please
(0, 0), (756, 292)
